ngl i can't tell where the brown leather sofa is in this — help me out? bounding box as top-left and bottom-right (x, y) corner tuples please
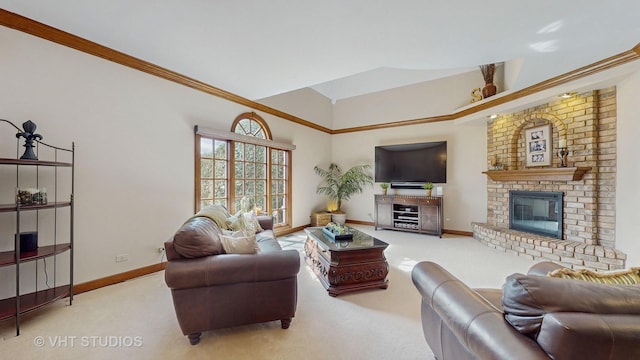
(412, 261), (640, 360)
(164, 215), (300, 345)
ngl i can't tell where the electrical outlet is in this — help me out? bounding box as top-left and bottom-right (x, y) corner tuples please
(115, 254), (128, 262)
(158, 247), (165, 254)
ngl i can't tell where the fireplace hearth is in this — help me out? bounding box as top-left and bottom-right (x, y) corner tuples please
(509, 190), (563, 239)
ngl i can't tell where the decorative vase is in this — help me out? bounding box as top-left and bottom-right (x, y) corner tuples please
(382, 189), (387, 195)
(482, 83), (497, 99)
(425, 189), (432, 197)
(331, 213), (347, 225)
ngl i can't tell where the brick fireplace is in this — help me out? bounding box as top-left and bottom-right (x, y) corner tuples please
(472, 87), (627, 270)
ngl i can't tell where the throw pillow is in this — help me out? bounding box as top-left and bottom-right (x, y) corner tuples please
(548, 267), (640, 285)
(221, 229), (235, 236)
(226, 211), (249, 233)
(502, 273), (640, 337)
(194, 204), (232, 230)
(243, 211), (264, 234)
(220, 233), (259, 254)
(173, 217), (223, 258)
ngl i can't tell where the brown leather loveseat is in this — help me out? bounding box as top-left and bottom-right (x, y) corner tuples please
(412, 261), (640, 360)
(164, 209), (300, 345)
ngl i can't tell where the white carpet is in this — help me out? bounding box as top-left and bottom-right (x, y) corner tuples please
(0, 225), (538, 359)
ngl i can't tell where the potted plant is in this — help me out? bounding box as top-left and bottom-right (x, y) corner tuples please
(380, 182), (390, 195)
(314, 163), (374, 225)
(422, 182), (434, 196)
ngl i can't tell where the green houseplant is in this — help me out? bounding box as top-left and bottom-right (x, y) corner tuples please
(380, 182), (390, 195)
(422, 182), (434, 196)
(314, 163), (374, 224)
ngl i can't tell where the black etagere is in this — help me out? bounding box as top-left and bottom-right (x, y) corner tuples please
(0, 119), (74, 336)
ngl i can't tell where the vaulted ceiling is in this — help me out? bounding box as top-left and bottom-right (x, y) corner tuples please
(1, 1), (640, 113)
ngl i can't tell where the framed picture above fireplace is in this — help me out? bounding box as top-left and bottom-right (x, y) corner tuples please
(525, 125), (551, 167)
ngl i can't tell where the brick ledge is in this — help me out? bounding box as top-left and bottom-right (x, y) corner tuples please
(471, 222), (626, 270)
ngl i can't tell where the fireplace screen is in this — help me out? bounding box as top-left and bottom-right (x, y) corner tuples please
(509, 190), (563, 239)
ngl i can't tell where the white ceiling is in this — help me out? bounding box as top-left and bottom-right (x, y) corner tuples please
(1, 1), (640, 105)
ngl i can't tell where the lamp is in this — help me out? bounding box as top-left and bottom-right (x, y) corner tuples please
(16, 120), (43, 160)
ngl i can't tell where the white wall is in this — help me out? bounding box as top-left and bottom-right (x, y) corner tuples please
(330, 121), (487, 231)
(616, 71), (640, 266)
(332, 70), (485, 129)
(261, 78), (491, 231)
(256, 54), (492, 233)
(258, 87), (334, 130)
(0, 26), (330, 297)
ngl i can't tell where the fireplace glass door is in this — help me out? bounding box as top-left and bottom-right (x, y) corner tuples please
(509, 191), (563, 239)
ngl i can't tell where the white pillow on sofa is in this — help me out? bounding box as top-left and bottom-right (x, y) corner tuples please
(243, 211), (264, 234)
(220, 232), (259, 254)
(226, 211), (264, 234)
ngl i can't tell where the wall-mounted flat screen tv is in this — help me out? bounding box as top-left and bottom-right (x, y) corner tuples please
(375, 141), (447, 188)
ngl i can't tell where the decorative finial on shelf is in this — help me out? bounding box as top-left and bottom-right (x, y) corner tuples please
(15, 120), (43, 160)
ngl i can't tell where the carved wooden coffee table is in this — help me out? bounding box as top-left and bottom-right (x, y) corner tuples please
(304, 227), (389, 296)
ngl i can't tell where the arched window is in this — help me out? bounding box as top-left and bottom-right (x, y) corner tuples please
(233, 114), (271, 139)
(196, 112), (291, 229)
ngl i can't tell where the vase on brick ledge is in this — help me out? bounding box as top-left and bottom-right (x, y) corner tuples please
(480, 63), (497, 99)
(482, 82), (497, 98)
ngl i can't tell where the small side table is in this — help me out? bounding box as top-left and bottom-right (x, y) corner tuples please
(310, 212), (332, 227)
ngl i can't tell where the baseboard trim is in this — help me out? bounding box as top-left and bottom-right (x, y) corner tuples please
(71, 224), (303, 295)
(73, 262), (167, 295)
(443, 229), (473, 237)
(347, 220), (472, 237)
(72, 224), (308, 296)
(275, 224), (308, 237)
(72, 226), (471, 295)
(346, 220), (375, 226)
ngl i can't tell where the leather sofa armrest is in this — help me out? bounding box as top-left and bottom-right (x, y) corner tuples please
(527, 261), (565, 276)
(164, 237), (181, 261)
(257, 215), (273, 231)
(537, 312), (640, 360)
(165, 249), (300, 290)
(412, 262), (549, 360)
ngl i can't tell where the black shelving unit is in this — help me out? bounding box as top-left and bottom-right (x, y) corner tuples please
(0, 119), (74, 335)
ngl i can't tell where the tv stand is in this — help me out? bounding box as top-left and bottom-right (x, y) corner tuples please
(374, 195), (443, 237)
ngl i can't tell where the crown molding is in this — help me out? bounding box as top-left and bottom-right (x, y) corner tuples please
(334, 46), (640, 134)
(1, 9), (638, 135)
(0, 9), (332, 134)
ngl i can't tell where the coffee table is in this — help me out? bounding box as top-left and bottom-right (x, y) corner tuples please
(304, 226), (389, 296)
